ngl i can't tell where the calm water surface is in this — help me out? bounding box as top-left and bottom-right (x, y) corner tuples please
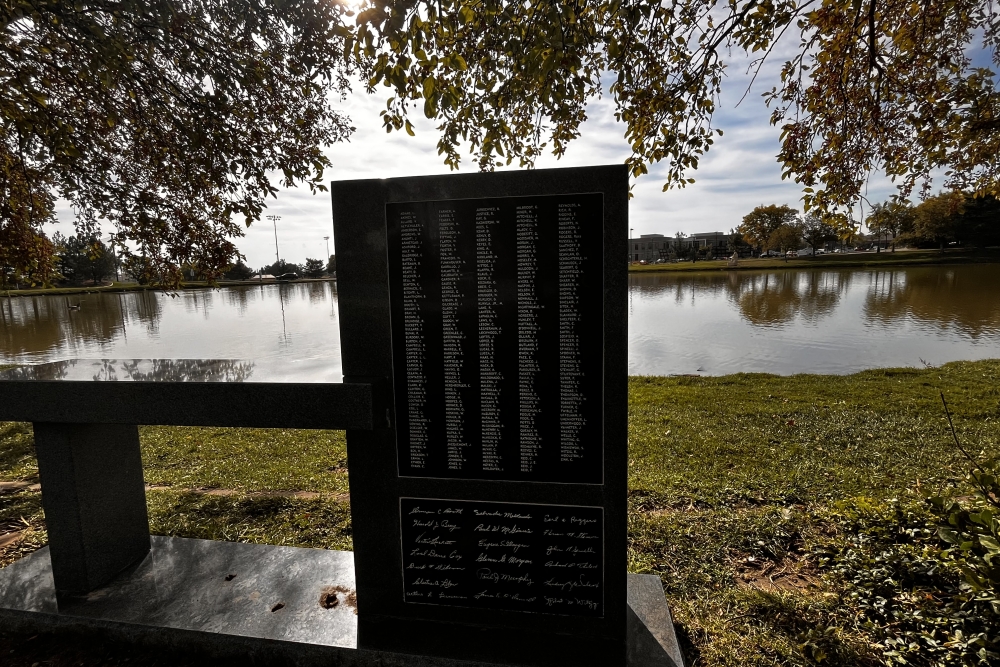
(2, 266), (998, 378)
(0, 282), (342, 382)
(629, 264), (1000, 375)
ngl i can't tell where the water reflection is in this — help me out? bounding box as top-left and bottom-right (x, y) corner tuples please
(629, 270), (852, 327)
(864, 266), (1000, 338)
(0, 291), (162, 358)
(628, 263), (1000, 375)
(0, 282), (343, 383)
(1, 268), (997, 378)
(731, 271), (848, 326)
(0, 359), (257, 382)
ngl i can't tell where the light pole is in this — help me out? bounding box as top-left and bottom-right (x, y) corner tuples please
(629, 227), (634, 263)
(266, 215), (281, 270)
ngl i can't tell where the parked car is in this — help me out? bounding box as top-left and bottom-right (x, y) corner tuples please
(785, 250), (798, 258)
(277, 272), (299, 281)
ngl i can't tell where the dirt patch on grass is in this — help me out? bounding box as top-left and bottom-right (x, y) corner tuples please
(0, 481), (39, 494)
(0, 530), (22, 549)
(735, 557), (821, 593)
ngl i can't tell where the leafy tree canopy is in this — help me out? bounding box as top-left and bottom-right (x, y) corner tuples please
(866, 198), (915, 250)
(766, 222), (804, 258)
(801, 212), (838, 251)
(260, 259), (300, 276)
(52, 232), (118, 284)
(224, 259), (253, 281)
(738, 204), (799, 251)
(900, 190), (1000, 248)
(826, 211), (862, 245)
(303, 257), (326, 277)
(2, 0), (354, 285)
(350, 0), (999, 210)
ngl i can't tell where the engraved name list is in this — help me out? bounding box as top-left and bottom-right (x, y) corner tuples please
(386, 194), (604, 483)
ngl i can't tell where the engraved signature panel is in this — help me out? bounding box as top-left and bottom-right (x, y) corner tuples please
(400, 497), (604, 617)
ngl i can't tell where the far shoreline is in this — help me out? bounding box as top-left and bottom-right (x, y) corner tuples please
(0, 277), (336, 299)
(627, 247), (1000, 273)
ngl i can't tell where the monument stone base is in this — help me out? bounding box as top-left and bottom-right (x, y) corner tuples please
(0, 536), (683, 666)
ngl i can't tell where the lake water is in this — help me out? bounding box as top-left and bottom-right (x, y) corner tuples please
(1, 265), (998, 378)
(629, 264), (1000, 375)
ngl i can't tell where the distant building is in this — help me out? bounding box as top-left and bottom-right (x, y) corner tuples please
(688, 232), (728, 251)
(628, 231), (729, 262)
(629, 234), (669, 262)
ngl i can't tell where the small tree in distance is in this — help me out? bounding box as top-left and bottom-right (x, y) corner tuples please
(326, 255), (337, 275)
(827, 213), (861, 250)
(766, 223), (804, 262)
(56, 233), (117, 284)
(867, 199), (915, 252)
(802, 214), (838, 254)
(738, 205), (799, 257)
(304, 258), (326, 278)
(224, 260), (253, 281)
(261, 259), (300, 277)
(913, 192), (965, 251)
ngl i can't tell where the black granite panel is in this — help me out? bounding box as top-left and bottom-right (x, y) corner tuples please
(400, 498), (603, 617)
(385, 195), (603, 483)
(333, 165), (628, 665)
(33, 423), (150, 593)
(0, 380), (375, 430)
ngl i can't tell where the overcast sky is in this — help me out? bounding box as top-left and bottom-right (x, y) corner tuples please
(53, 50), (913, 269)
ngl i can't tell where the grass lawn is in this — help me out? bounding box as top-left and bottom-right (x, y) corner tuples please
(629, 247), (1000, 273)
(1, 360), (999, 665)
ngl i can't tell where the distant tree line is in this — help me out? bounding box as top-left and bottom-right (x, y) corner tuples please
(736, 194), (1000, 259)
(870, 194), (1000, 251)
(239, 255), (336, 281)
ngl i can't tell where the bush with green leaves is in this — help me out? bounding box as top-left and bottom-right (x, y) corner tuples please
(818, 497), (997, 666)
(815, 396), (1000, 667)
(932, 465), (1000, 605)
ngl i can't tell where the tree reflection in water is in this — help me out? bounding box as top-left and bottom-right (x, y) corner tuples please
(0, 359), (256, 382)
(864, 266), (1000, 338)
(629, 266), (1000, 333)
(731, 271), (850, 326)
(0, 284), (343, 383)
(0, 291), (162, 358)
(627, 264), (1000, 375)
(628, 270), (850, 327)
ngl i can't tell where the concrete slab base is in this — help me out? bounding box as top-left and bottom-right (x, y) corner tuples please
(0, 536), (683, 667)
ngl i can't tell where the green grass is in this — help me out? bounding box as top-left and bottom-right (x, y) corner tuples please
(2, 359), (999, 665)
(629, 247), (1000, 273)
(140, 426), (350, 493)
(625, 361), (1000, 665)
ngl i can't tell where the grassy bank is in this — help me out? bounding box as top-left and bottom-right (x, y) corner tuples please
(2, 360), (999, 665)
(630, 247), (1000, 273)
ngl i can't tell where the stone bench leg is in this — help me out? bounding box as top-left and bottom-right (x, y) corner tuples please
(32, 423), (151, 594)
